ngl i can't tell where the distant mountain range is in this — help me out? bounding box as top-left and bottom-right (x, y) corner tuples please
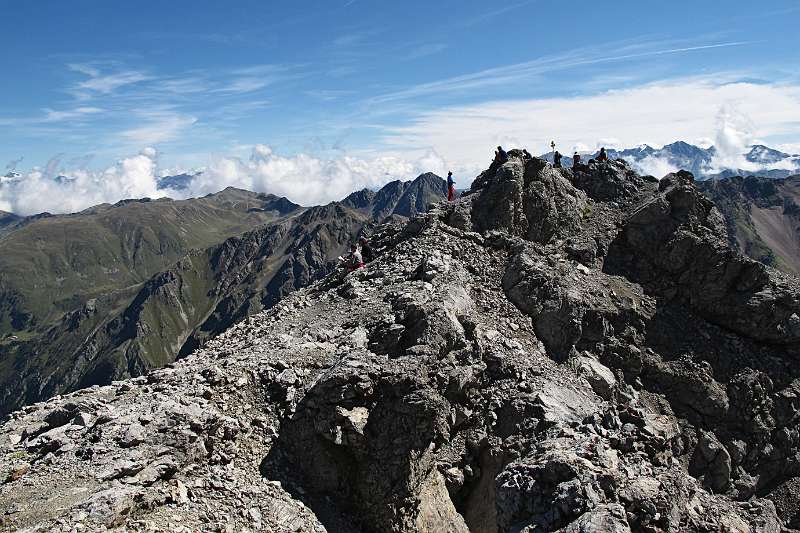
(0, 173), (447, 416)
(542, 141), (800, 179)
(4, 141), (798, 200)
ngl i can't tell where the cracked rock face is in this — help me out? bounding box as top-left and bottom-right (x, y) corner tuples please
(3, 153), (800, 532)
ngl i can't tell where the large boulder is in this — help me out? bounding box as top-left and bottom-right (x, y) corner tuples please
(272, 355), (467, 533)
(502, 250), (647, 360)
(495, 435), (620, 532)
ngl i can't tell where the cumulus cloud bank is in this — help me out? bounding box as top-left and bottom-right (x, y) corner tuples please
(0, 146), (447, 216)
(0, 149), (165, 215)
(382, 78), (800, 170)
(189, 145), (446, 207)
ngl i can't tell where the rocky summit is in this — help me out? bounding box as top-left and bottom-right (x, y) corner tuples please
(3, 151), (800, 532)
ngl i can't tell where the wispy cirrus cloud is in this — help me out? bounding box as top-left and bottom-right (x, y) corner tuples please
(457, 0), (538, 27)
(215, 64), (304, 94)
(158, 76), (210, 95)
(367, 38), (753, 104)
(0, 106), (104, 126)
(120, 112), (198, 145)
(2, 59), (308, 155)
(42, 106), (104, 123)
(67, 63), (153, 96)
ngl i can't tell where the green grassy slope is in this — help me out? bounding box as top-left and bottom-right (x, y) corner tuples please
(0, 188), (300, 336)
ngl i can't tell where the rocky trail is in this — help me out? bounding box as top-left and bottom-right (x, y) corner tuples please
(2, 151), (800, 532)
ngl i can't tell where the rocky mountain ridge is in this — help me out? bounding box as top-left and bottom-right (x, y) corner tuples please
(2, 154), (800, 531)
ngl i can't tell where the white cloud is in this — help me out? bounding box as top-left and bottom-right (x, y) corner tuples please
(216, 64), (299, 94)
(695, 137), (715, 149)
(632, 156), (680, 178)
(42, 106), (104, 122)
(777, 143), (800, 155)
(0, 145), (448, 215)
(75, 70), (152, 94)
(218, 78), (272, 94)
(381, 78), (800, 170)
(709, 104), (758, 172)
(597, 138), (622, 149)
(186, 144), (447, 206)
(66, 63), (101, 77)
(368, 42), (751, 105)
(0, 151), (165, 215)
(120, 113), (198, 145)
(0, 106), (104, 126)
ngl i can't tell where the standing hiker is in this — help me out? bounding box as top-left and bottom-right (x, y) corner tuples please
(573, 152), (581, 168)
(447, 171), (456, 201)
(553, 150), (562, 168)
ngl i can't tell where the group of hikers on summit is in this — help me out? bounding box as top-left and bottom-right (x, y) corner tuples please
(339, 143), (612, 276)
(494, 144), (609, 169)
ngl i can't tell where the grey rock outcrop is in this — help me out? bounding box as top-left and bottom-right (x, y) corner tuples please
(470, 151), (588, 243)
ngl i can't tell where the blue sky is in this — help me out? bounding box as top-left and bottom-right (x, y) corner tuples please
(1, 0), (800, 213)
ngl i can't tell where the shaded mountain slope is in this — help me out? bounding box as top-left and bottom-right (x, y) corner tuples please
(3, 154), (800, 531)
(0, 211), (20, 235)
(698, 175), (800, 275)
(342, 172), (446, 221)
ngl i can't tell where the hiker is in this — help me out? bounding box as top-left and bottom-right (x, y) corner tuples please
(447, 171), (456, 201)
(359, 236), (374, 263)
(553, 150), (562, 168)
(522, 149), (532, 159)
(340, 243), (364, 273)
(573, 152), (581, 167)
(597, 147), (609, 162)
(494, 146), (508, 164)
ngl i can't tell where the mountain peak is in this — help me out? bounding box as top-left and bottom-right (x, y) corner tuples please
(745, 144), (791, 164)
